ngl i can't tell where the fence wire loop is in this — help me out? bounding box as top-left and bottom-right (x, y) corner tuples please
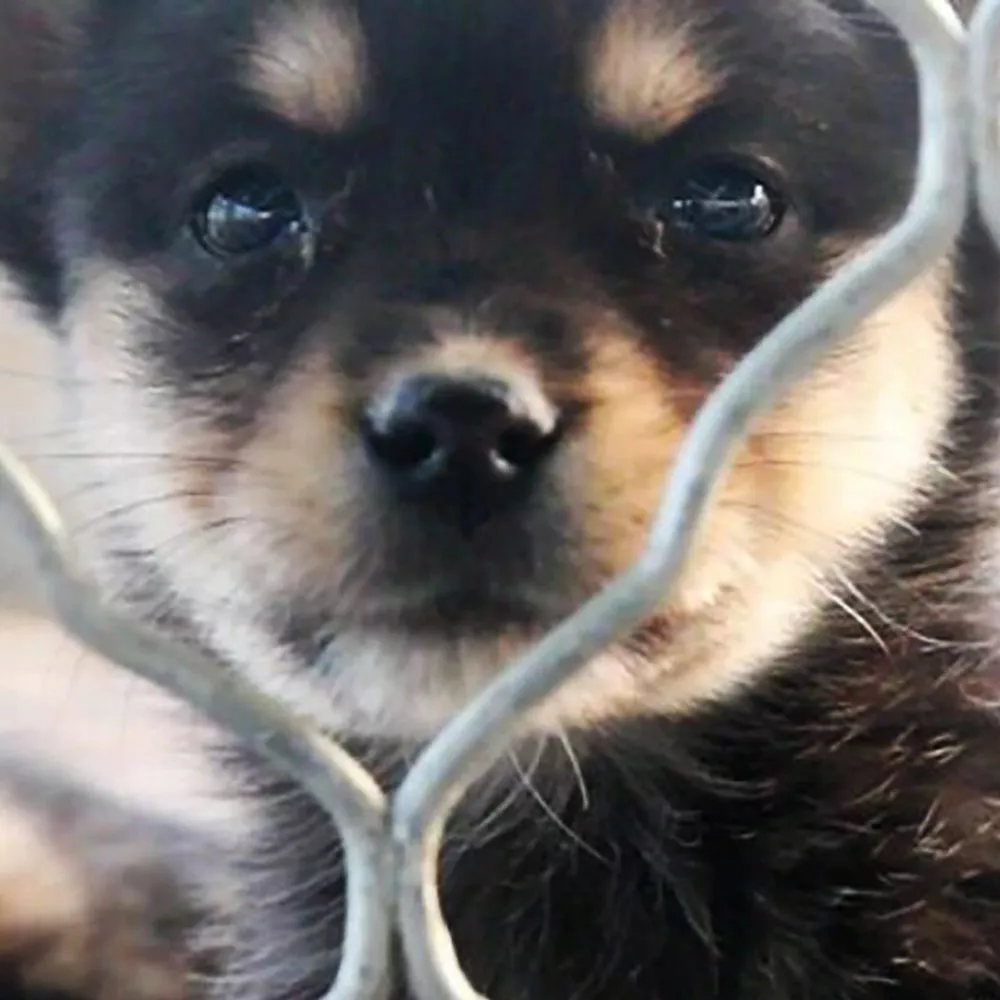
(0, 1), (991, 998)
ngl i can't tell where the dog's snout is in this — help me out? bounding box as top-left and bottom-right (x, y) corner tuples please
(362, 372), (562, 514)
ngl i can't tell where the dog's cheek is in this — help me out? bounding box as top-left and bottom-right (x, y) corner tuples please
(568, 325), (757, 613)
(58, 262), (238, 598)
(744, 261), (958, 585)
(220, 340), (369, 601)
(539, 258), (958, 727)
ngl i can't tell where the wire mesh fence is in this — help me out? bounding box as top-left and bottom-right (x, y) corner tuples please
(0, 0), (994, 998)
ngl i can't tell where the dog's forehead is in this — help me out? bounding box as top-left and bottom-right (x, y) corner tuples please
(236, 0), (847, 138)
(70, 0), (911, 263)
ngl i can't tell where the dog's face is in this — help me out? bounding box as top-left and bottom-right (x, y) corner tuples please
(0, 0), (963, 736)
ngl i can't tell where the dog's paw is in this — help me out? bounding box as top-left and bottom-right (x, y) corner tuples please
(0, 752), (226, 1000)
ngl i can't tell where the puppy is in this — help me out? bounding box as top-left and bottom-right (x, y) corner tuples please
(2, 0), (1000, 997)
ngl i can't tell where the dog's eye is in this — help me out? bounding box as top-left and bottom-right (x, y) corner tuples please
(656, 162), (787, 243)
(190, 166), (309, 257)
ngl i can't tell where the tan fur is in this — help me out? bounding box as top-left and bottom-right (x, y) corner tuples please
(411, 327), (540, 378)
(216, 344), (361, 602)
(242, 0), (367, 131)
(585, 0), (721, 140)
(573, 329), (727, 607)
(374, 329), (561, 435)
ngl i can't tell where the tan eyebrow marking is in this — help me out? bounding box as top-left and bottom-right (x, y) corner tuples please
(242, 1), (367, 132)
(585, 1), (722, 140)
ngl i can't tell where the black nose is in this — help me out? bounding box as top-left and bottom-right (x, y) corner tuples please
(362, 373), (561, 513)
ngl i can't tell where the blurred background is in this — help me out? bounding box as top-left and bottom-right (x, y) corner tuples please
(0, 286), (221, 816)
(0, 290), (60, 610)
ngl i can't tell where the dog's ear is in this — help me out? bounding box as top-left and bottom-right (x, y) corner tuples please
(0, 1), (89, 316)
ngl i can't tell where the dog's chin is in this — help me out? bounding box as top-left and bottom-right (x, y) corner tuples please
(278, 620), (543, 741)
(237, 578), (686, 743)
(273, 568), (593, 653)
(342, 587), (573, 637)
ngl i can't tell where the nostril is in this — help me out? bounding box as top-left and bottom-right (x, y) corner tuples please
(364, 416), (440, 470)
(494, 418), (559, 471)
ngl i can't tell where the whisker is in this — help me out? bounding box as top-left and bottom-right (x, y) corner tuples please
(730, 456), (952, 492)
(810, 573), (890, 655)
(553, 728), (590, 811)
(723, 497), (919, 543)
(749, 429), (905, 445)
(0, 366), (132, 387)
(507, 744), (606, 862)
(69, 491), (222, 535)
(827, 565), (967, 650)
(10, 450), (235, 465)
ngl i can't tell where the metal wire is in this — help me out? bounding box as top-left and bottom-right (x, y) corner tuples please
(0, 439), (395, 1000)
(972, 0), (1000, 247)
(0, 1), (990, 998)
